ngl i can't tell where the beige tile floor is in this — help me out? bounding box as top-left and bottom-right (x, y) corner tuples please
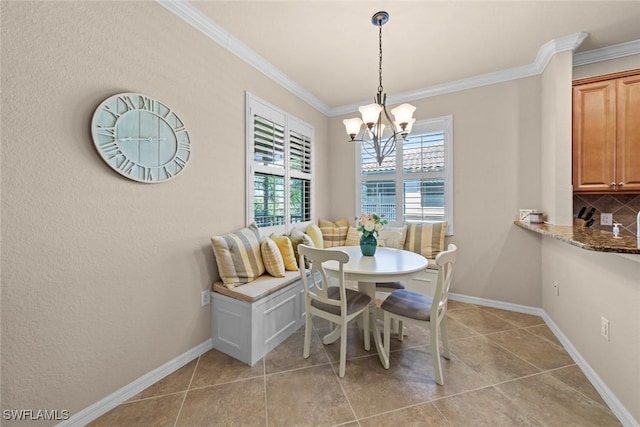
(89, 301), (621, 426)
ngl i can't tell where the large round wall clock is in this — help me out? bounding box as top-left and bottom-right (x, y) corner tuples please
(91, 93), (191, 183)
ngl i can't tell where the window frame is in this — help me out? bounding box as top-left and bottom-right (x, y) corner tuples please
(355, 115), (454, 235)
(246, 92), (314, 236)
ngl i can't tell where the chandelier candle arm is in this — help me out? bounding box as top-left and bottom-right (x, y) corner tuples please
(343, 11), (416, 166)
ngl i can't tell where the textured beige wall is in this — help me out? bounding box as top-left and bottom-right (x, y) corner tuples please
(541, 51), (574, 225)
(0, 1), (329, 422)
(329, 78), (544, 307)
(542, 239), (640, 422)
(539, 53), (640, 423)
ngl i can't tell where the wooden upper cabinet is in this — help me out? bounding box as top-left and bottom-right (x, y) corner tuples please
(572, 80), (616, 192)
(572, 70), (640, 193)
(616, 75), (640, 191)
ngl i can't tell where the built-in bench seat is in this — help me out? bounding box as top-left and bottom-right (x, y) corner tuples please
(211, 271), (310, 366)
(210, 220), (447, 366)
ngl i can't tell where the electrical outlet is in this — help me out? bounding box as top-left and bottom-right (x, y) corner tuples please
(553, 281), (560, 297)
(601, 317), (610, 341)
(601, 213), (613, 226)
(201, 290), (210, 306)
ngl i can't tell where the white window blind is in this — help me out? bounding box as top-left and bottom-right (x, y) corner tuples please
(247, 93), (313, 234)
(356, 116), (454, 235)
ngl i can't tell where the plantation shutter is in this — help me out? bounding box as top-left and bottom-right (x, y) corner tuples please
(247, 93), (314, 231)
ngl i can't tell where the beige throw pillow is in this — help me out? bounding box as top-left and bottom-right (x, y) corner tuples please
(345, 226), (361, 246)
(261, 238), (286, 278)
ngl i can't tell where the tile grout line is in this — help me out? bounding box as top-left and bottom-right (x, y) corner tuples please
(314, 321), (362, 426)
(185, 373), (265, 393)
(172, 354), (201, 427)
(262, 357), (269, 427)
(490, 375), (553, 427)
(434, 308), (614, 420)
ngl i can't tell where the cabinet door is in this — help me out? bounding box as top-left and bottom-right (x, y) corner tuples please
(616, 75), (640, 191)
(572, 81), (617, 192)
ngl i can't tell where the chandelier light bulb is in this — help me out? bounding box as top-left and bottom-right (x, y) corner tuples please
(359, 103), (383, 126)
(391, 103), (416, 125)
(343, 117), (364, 139)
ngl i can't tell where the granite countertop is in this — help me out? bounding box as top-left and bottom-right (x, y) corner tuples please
(514, 220), (640, 255)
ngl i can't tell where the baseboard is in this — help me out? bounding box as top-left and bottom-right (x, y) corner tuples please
(58, 339), (213, 427)
(540, 314), (638, 427)
(61, 294), (638, 427)
(449, 293), (637, 427)
(449, 292), (545, 316)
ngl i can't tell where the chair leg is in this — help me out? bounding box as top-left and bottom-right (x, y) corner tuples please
(339, 321), (347, 377)
(440, 316), (450, 359)
(382, 312), (391, 369)
(363, 309), (371, 351)
(303, 312), (312, 359)
(397, 320), (404, 342)
(430, 324), (443, 385)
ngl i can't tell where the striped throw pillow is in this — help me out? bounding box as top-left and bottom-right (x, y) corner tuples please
(211, 223), (265, 288)
(261, 238), (285, 278)
(318, 218), (349, 248)
(404, 222), (448, 259)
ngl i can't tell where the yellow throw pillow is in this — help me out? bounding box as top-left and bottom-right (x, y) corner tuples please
(270, 234), (299, 271)
(306, 224), (324, 249)
(261, 237), (286, 278)
(384, 225), (407, 247)
(318, 218), (349, 248)
(404, 222), (448, 258)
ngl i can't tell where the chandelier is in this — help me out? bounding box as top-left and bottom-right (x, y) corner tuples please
(343, 11), (416, 166)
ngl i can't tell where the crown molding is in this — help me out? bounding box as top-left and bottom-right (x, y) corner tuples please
(157, 2), (637, 118)
(330, 32), (588, 117)
(573, 39), (640, 67)
(156, 0), (332, 115)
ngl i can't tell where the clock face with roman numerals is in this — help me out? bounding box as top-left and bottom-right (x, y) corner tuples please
(91, 93), (191, 183)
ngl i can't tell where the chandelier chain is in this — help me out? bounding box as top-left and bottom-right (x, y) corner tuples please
(378, 19), (384, 94)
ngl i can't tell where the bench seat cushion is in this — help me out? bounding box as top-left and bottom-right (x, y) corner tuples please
(213, 271), (304, 303)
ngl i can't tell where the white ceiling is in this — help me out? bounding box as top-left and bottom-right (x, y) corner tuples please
(176, 1), (640, 113)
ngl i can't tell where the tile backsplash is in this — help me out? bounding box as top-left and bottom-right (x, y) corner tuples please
(573, 194), (640, 236)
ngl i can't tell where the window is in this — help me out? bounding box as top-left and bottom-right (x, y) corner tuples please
(246, 93), (313, 234)
(357, 116), (453, 234)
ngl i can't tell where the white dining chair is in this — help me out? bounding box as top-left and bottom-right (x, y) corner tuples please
(375, 230), (406, 294)
(380, 244), (457, 384)
(298, 244), (371, 377)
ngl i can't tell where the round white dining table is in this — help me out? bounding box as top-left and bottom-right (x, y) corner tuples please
(322, 246), (428, 368)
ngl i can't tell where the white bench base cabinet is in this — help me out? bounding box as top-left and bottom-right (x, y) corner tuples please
(211, 272), (308, 366)
(405, 268), (439, 296)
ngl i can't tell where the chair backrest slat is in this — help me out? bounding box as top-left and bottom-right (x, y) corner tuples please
(431, 244), (457, 323)
(299, 244), (350, 310)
